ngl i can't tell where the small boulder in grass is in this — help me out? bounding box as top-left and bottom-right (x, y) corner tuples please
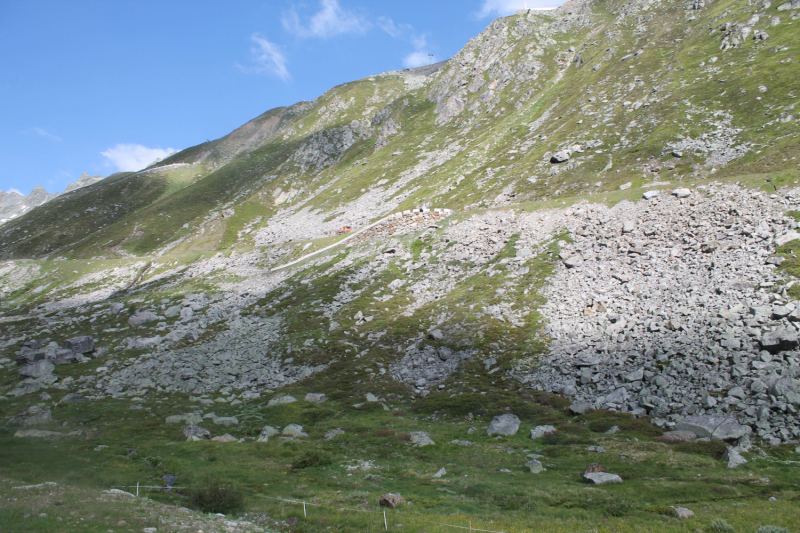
(379, 493), (403, 509)
(211, 434), (237, 442)
(673, 507), (694, 518)
(581, 463), (622, 485)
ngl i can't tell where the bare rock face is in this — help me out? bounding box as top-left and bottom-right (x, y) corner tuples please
(61, 336), (93, 354)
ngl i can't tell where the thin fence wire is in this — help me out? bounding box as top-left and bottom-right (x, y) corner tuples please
(112, 484), (510, 533)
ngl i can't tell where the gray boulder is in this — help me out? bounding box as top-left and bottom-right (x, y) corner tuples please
(61, 336), (94, 354)
(770, 377), (800, 406)
(183, 425), (211, 441)
(282, 424), (308, 437)
(53, 349), (78, 365)
(525, 459), (544, 473)
(109, 303), (125, 314)
(760, 328), (799, 352)
(530, 425), (558, 439)
(487, 414), (520, 436)
(723, 446), (747, 468)
(267, 395), (297, 407)
(305, 393), (327, 403)
(19, 361), (54, 379)
(59, 393), (89, 404)
(570, 401), (592, 414)
(674, 415), (748, 441)
(128, 310), (159, 327)
(257, 426), (279, 442)
(582, 472), (623, 485)
(410, 431), (435, 446)
(550, 150), (571, 163)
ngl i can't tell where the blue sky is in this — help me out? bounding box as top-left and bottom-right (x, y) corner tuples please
(0, 0), (559, 195)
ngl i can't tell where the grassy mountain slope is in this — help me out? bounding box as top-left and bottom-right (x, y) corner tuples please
(2, 0), (797, 260)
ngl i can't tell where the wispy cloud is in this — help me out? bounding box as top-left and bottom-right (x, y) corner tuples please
(6, 188), (23, 195)
(477, 0), (558, 18)
(101, 144), (176, 172)
(26, 127), (61, 142)
(282, 0), (370, 39)
(239, 34), (291, 81)
(378, 17), (437, 68)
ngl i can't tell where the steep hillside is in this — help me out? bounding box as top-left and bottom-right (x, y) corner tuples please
(1, 1), (800, 531)
(3, 0), (798, 260)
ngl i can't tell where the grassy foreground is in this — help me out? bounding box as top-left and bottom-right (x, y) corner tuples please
(1, 388), (798, 533)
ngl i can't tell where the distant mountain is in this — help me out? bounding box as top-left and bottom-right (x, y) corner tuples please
(63, 172), (104, 193)
(0, 186), (57, 225)
(0, 173), (104, 225)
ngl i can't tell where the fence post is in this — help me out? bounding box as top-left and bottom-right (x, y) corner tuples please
(469, 520), (472, 533)
(136, 482), (139, 497)
(384, 510), (388, 530)
(303, 501), (307, 518)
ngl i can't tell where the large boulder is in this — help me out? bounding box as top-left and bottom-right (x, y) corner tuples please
(61, 336), (94, 354)
(257, 426), (279, 442)
(582, 472), (623, 485)
(379, 493), (403, 509)
(674, 415), (748, 441)
(18, 360), (54, 379)
(530, 425), (558, 439)
(487, 414), (520, 436)
(53, 349), (78, 365)
(770, 377), (800, 406)
(760, 328), (799, 352)
(305, 393), (327, 403)
(410, 431), (435, 446)
(282, 424), (308, 437)
(128, 310), (159, 327)
(183, 425), (211, 441)
(723, 447), (747, 468)
(267, 395), (297, 407)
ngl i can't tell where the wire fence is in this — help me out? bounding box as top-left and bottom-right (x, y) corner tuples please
(111, 483), (510, 533)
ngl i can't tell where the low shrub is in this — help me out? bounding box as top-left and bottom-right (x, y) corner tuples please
(492, 493), (534, 511)
(393, 433), (411, 441)
(755, 527), (789, 533)
(606, 497), (633, 517)
(190, 482), (244, 515)
(673, 440), (727, 460)
(708, 519), (735, 533)
(292, 450), (332, 469)
(644, 504), (675, 516)
(301, 408), (335, 424)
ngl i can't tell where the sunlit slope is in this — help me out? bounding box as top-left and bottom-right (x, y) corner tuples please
(1, 0), (797, 259)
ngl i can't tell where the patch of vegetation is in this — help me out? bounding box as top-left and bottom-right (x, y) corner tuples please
(605, 497), (633, 517)
(292, 450), (332, 470)
(673, 440), (727, 460)
(708, 519), (736, 533)
(190, 482), (245, 515)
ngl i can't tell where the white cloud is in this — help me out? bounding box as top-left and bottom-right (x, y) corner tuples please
(378, 17), (438, 68)
(26, 127), (61, 142)
(477, 0), (558, 18)
(377, 16), (409, 38)
(101, 144), (176, 172)
(241, 34), (291, 81)
(282, 0), (370, 39)
(403, 51), (437, 68)
(7, 188), (22, 195)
